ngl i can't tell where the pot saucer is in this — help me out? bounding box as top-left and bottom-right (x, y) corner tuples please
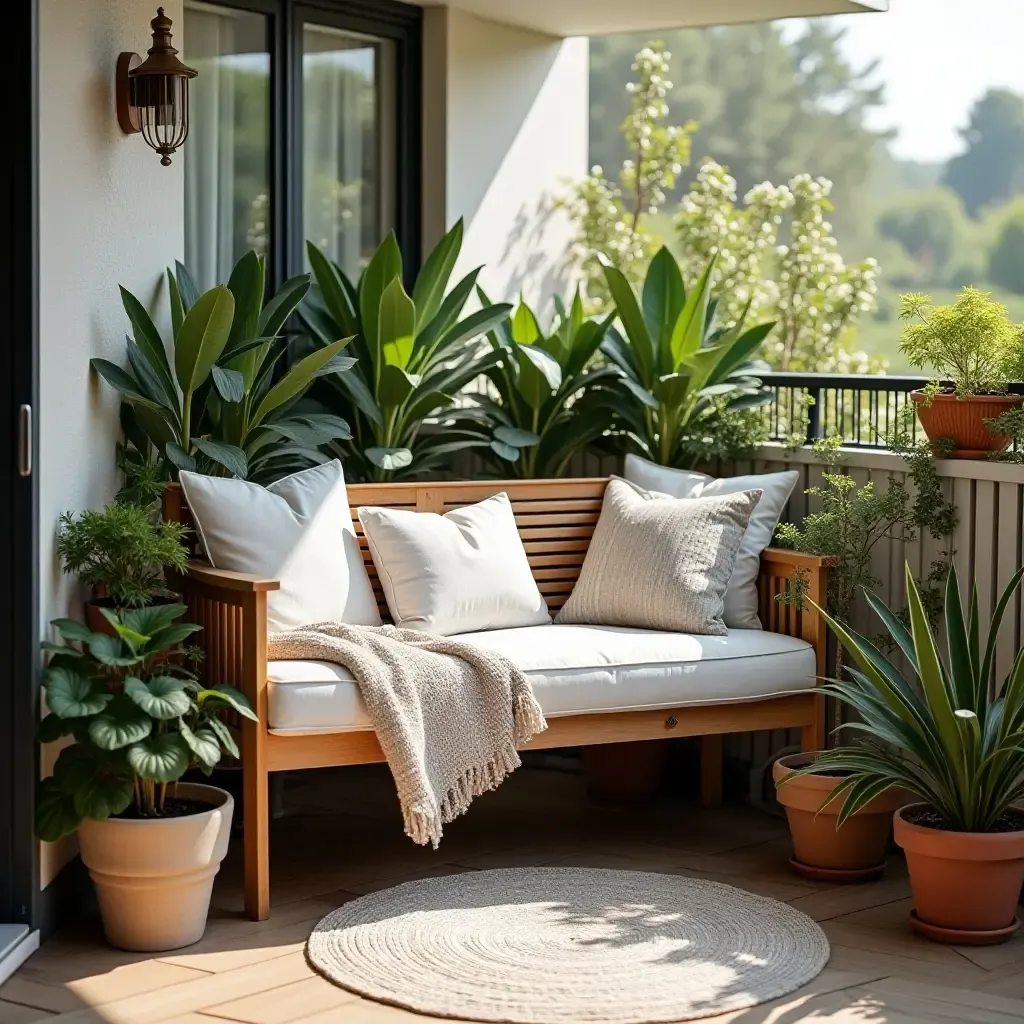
(789, 857), (886, 883)
(910, 910), (1020, 946)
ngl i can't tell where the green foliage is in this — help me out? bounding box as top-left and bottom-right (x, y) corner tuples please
(600, 247), (774, 468)
(300, 220), (512, 481)
(457, 289), (621, 477)
(781, 564), (1024, 833)
(56, 503), (190, 609)
(776, 433), (956, 631)
(899, 287), (1024, 395)
(988, 202), (1024, 295)
(877, 189), (971, 287)
(676, 161), (881, 373)
(92, 253), (353, 485)
(556, 45), (695, 304)
(36, 604), (256, 841)
(944, 89), (1024, 219)
(983, 407), (1024, 463)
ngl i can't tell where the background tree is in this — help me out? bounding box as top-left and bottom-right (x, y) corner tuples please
(988, 200), (1024, 294)
(876, 189), (971, 286)
(943, 89), (1024, 218)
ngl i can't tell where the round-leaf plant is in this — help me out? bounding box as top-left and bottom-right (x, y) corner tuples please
(36, 603), (256, 842)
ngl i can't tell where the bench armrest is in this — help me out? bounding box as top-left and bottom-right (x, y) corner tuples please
(760, 547), (837, 570)
(186, 561), (280, 593)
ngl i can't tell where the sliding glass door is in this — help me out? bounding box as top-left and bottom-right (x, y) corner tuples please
(182, 0), (419, 289)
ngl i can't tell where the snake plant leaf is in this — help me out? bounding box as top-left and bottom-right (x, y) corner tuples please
(415, 267), (483, 362)
(168, 269), (186, 338)
(226, 251), (264, 351)
(412, 218), (462, 332)
(311, 354), (358, 380)
(179, 721), (222, 768)
(44, 665), (111, 718)
(127, 732), (191, 783)
(427, 305), (514, 368)
(378, 365), (421, 409)
(516, 345), (561, 407)
(126, 340), (179, 416)
(511, 302), (541, 345)
(669, 255), (717, 367)
(325, 365), (383, 428)
(252, 339), (347, 427)
(259, 274), (312, 339)
(980, 564), (1024, 704)
(124, 676), (192, 720)
(359, 232), (403, 372)
(191, 437), (248, 478)
(943, 564), (976, 712)
(379, 277), (417, 368)
(89, 696), (154, 750)
(211, 365), (245, 404)
(403, 390), (455, 426)
(174, 285), (235, 396)
(90, 359), (166, 411)
(642, 246), (685, 365)
(35, 777), (82, 842)
(165, 442), (197, 473)
(365, 447), (413, 472)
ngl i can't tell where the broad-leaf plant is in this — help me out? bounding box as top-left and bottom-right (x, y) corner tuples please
(93, 253), (354, 485)
(601, 247), (775, 468)
(36, 603), (255, 841)
(461, 288), (620, 477)
(783, 563), (1024, 833)
(301, 220), (512, 481)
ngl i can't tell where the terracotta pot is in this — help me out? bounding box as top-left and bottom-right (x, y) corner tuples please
(774, 753), (906, 882)
(584, 741), (668, 801)
(77, 783), (233, 952)
(911, 390), (1023, 458)
(894, 803), (1024, 943)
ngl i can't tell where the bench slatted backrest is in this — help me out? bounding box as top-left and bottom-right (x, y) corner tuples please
(347, 479), (608, 620)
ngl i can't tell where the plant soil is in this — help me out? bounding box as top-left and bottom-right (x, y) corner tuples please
(114, 798), (213, 820)
(906, 807), (1024, 834)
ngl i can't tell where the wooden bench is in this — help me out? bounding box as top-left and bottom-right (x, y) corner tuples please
(169, 478), (829, 921)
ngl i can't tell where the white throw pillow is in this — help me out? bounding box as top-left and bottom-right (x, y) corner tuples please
(623, 454), (799, 629)
(357, 492), (550, 636)
(179, 461), (381, 633)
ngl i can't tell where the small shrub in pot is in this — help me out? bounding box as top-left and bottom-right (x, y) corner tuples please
(36, 603), (256, 951)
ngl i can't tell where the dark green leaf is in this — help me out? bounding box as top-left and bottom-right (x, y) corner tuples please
(191, 437), (249, 478)
(127, 732), (191, 782)
(211, 365), (245, 403)
(179, 720), (222, 768)
(44, 666), (112, 718)
(125, 676), (192, 720)
(36, 777), (81, 842)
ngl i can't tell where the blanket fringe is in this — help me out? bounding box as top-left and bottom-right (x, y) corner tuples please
(513, 688), (548, 746)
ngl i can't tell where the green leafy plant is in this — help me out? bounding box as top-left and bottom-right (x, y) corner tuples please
(984, 407), (1024, 462)
(781, 563), (1024, 833)
(776, 434), (957, 655)
(36, 604), (256, 841)
(56, 503), (190, 609)
(92, 252), (353, 484)
(601, 246), (774, 468)
(301, 220), (512, 481)
(899, 287), (1024, 396)
(459, 288), (620, 476)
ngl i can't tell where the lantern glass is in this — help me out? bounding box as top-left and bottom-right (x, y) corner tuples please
(131, 74), (190, 165)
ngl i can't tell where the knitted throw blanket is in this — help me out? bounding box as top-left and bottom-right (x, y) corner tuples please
(268, 623), (547, 847)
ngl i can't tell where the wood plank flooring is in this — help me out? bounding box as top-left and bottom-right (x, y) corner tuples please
(4, 764), (1024, 1023)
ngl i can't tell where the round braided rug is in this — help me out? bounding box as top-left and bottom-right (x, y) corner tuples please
(306, 867), (829, 1023)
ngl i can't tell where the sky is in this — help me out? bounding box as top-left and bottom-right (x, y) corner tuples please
(788, 0), (1024, 164)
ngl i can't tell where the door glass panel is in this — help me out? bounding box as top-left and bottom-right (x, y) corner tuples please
(183, 1), (270, 288)
(303, 24), (395, 278)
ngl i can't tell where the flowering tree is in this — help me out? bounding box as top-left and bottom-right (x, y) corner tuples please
(556, 45), (694, 304)
(676, 161), (881, 372)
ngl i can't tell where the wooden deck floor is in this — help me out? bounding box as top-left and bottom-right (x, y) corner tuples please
(4, 764), (1024, 1023)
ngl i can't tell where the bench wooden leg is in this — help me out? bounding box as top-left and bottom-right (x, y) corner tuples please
(242, 591), (271, 921)
(699, 734), (723, 807)
(800, 693), (827, 753)
(243, 759), (270, 921)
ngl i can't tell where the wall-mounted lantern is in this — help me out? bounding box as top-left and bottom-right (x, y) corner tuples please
(116, 8), (197, 166)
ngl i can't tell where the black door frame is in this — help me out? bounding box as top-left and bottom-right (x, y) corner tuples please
(0, 0), (39, 928)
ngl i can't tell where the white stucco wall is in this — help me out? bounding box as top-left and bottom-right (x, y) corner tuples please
(38, 0), (184, 887)
(424, 8), (588, 312)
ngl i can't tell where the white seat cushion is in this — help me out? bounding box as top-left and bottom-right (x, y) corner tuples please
(266, 624), (815, 735)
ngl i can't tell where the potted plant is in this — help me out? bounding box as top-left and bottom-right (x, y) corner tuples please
(55, 501), (190, 633)
(36, 602), (256, 951)
(899, 287), (1024, 457)
(783, 562), (1024, 945)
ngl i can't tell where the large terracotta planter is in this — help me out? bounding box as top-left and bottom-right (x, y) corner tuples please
(911, 390), (1023, 459)
(77, 783), (233, 952)
(584, 741), (668, 801)
(894, 803), (1024, 945)
(774, 753), (905, 882)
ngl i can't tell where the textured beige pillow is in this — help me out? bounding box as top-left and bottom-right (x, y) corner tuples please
(555, 478), (762, 635)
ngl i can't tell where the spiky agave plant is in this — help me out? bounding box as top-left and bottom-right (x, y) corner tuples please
(783, 562), (1024, 833)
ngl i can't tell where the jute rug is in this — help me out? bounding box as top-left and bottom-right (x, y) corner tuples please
(306, 867), (829, 1023)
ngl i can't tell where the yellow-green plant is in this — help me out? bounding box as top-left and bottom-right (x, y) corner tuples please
(899, 287), (1024, 396)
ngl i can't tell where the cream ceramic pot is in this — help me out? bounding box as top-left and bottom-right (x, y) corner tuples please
(77, 783), (233, 952)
